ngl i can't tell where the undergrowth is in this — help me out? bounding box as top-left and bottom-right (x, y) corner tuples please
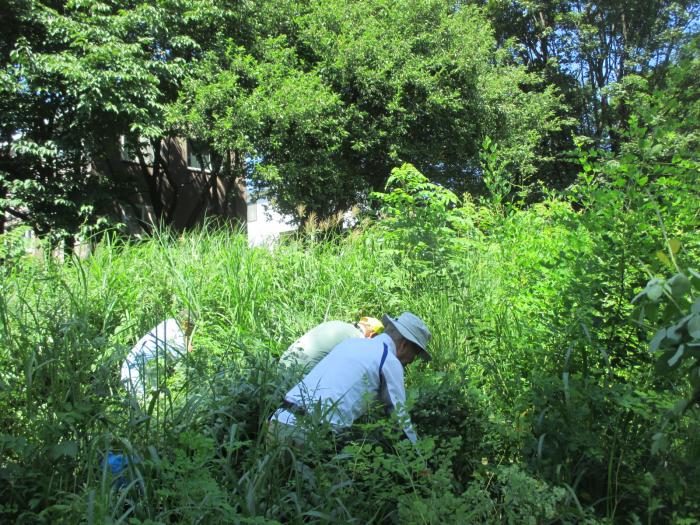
(1, 154), (699, 523)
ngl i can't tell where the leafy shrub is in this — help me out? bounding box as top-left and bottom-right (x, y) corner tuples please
(2, 145), (700, 525)
(396, 464), (570, 525)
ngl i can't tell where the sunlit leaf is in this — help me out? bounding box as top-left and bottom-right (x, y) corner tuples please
(656, 251), (672, 268)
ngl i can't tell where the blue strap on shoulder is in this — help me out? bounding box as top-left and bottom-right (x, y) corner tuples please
(379, 343), (389, 375)
(378, 342), (389, 387)
(378, 342), (390, 410)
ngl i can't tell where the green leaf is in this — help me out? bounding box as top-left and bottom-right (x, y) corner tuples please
(632, 290), (646, 303)
(667, 274), (691, 299)
(666, 324), (683, 344)
(656, 350), (675, 374)
(651, 432), (668, 455)
(689, 269), (700, 285)
(649, 328), (666, 352)
(690, 368), (700, 392)
(656, 251), (672, 268)
(692, 297), (700, 315)
(688, 314), (700, 339)
(51, 441), (78, 459)
(643, 302), (660, 323)
(667, 344), (685, 368)
(671, 398), (690, 417)
(646, 279), (664, 302)
(675, 314), (694, 331)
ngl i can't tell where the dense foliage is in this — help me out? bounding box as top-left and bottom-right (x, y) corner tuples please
(1, 129), (698, 521)
(1, 1), (699, 523)
(0, 0), (251, 238)
(6, 0), (668, 235)
(481, 0), (700, 182)
(174, 0), (564, 218)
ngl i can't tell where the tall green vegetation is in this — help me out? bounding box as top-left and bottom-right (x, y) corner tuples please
(0, 0), (249, 238)
(172, 0), (566, 220)
(1, 125), (698, 521)
(482, 0), (700, 146)
(471, 0), (700, 188)
(2, 1), (697, 235)
(1, 2), (699, 522)
(3, 0), (566, 236)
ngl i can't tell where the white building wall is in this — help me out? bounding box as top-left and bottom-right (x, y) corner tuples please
(246, 200), (297, 246)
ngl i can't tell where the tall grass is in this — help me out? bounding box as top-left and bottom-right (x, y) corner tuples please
(1, 201), (698, 523)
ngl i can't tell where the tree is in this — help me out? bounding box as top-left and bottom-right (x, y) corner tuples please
(483, 0), (700, 149)
(176, 0), (566, 220)
(0, 0), (249, 240)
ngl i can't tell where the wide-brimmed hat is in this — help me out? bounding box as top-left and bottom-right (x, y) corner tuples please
(382, 312), (432, 361)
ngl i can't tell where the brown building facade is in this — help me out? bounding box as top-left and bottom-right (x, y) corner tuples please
(96, 136), (248, 234)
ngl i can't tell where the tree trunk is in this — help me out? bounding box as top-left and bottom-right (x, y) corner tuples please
(0, 185), (5, 235)
(142, 138), (166, 222)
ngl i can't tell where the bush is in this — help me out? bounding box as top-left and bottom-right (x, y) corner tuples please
(2, 144), (700, 522)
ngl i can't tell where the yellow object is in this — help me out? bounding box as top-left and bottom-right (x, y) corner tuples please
(359, 316), (384, 337)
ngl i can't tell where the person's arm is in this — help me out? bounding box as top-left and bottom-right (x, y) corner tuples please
(379, 359), (418, 443)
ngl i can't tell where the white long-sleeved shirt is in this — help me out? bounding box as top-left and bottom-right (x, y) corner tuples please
(278, 320), (363, 372)
(271, 333), (418, 443)
(120, 319), (187, 396)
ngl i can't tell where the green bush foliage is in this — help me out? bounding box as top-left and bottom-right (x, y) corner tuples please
(1, 138), (699, 523)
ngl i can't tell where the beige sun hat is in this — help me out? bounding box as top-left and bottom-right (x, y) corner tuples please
(382, 312), (432, 361)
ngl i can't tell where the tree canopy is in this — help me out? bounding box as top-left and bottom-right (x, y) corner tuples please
(0, 0), (247, 238)
(1, 0), (698, 234)
(176, 0), (565, 219)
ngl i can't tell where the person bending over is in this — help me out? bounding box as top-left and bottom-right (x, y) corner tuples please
(120, 309), (195, 399)
(269, 312), (431, 444)
(278, 316), (384, 381)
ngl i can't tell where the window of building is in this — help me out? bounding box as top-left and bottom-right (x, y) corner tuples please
(120, 135), (154, 164)
(187, 140), (212, 172)
(247, 202), (258, 222)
